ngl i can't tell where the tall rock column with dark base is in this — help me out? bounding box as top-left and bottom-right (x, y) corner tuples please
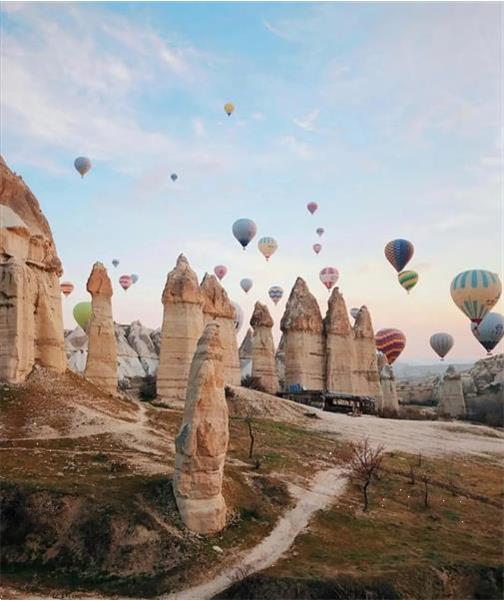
(280, 277), (324, 390)
(437, 365), (466, 418)
(200, 274), (240, 385)
(353, 306), (382, 401)
(84, 262), (117, 393)
(158, 255), (204, 406)
(173, 322), (229, 534)
(324, 287), (355, 393)
(379, 364), (399, 413)
(250, 301), (278, 394)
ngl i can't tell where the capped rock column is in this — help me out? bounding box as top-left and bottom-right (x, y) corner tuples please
(173, 322), (229, 534)
(84, 262), (117, 393)
(158, 255), (204, 404)
(437, 365), (466, 418)
(200, 274), (240, 385)
(324, 288), (355, 393)
(280, 277), (324, 390)
(353, 306), (382, 401)
(379, 364), (399, 413)
(250, 301), (278, 394)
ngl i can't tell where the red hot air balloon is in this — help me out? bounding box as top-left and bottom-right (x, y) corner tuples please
(214, 265), (228, 281)
(313, 243), (322, 255)
(119, 275), (133, 291)
(375, 328), (406, 365)
(60, 281), (74, 297)
(320, 267), (339, 290)
(307, 202), (318, 215)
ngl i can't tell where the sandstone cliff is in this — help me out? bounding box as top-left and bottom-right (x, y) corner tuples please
(250, 301), (278, 394)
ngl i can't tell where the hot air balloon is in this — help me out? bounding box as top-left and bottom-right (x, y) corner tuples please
(170, 173), (178, 182)
(316, 227), (324, 237)
(307, 202), (318, 215)
(429, 333), (454, 361)
(60, 281), (74, 297)
(74, 156), (91, 178)
(224, 102), (235, 116)
(232, 218), (257, 250)
(398, 270), (419, 294)
(258, 236), (278, 261)
(131, 274), (139, 284)
(112, 259), (119, 268)
(240, 278), (253, 293)
(268, 286), (284, 305)
(471, 312), (504, 354)
(232, 302), (243, 332)
(313, 243), (322, 255)
(384, 239), (414, 273)
(214, 265), (228, 281)
(350, 308), (360, 320)
(375, 328), (406, 365)
(119, 275), (133, 291)
(450, 270), (501, 324)
(320, 267), (339, 291)
(73, 302), (92, 330)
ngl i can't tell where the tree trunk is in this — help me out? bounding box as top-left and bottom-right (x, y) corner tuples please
(363, 480), (370, 511)
(246, 418), (255, 459)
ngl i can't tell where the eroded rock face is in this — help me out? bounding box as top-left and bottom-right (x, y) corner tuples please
(250, 302), (278, 394)
(379, 364), (399, 413)
(352, 306), (382, 401)
(239, 328), (253, 379)
(280, 278), (324, 390)
(200, 274), (240, 385)
(84, 262), (117, 393)
(0, 158), (66, 382)
(437, 365), (466, 418)
(173, 322), (228, 534)
(324, 288), (355, 393)
(157, 255), (204, 405)
(275, 334), (285, 389)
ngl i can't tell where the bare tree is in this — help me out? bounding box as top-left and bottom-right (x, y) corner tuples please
(421, 472), (430, 508)
(244, 415), (255, 459)
(347, 439), (385, 511)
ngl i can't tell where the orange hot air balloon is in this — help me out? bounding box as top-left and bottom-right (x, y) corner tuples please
(375, 328), (406, 365)
(60, 281), (74, 297)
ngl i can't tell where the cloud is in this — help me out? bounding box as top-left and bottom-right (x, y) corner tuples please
(192, 118), (206, 138)
(263, 20), (292, 40)
(278, 135), (313, 159)
(293, 108), (320, 132)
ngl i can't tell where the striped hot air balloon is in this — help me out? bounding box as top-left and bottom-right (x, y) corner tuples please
(119, 275), (133, 291)
(320, 267), (339, 290)
(268, 285), (284, 305)
(471, 312), (504, 354)
(429, 333), (454, 361)
(258, 236), (278, 261)
(307, 202), (318, 215)
(214, 265), (228, 281)
(384, 239), (414, 273)
(450, 270), (501, 324)
(60, 281), (74, 297)
(398, 270), (419, 293)
(375, 328), (406, 365)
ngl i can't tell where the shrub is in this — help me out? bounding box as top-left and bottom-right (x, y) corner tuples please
(139, 375), (157, 401)
(469, 390), (504, 427)
(241, 375), (266, 392)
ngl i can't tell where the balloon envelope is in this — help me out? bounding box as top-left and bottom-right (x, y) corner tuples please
(384, 239), (414, 273)
(451, 270), (501, 324)
(350, 308), (360, 320)
(316, 227), (324, 237)
(131, 274), (139, 284)
(170, 173), (178, 182)
(232, 302), (243, 332)
(119, 275), (133, 291)
(73, 302), (92, 330)
(224, 102), (235, 116)
(398, 270), (419, 293)
(214, 265), (228, 281)
(307, 202), (318, 215)
(240, 278), (253, 293)
(258, 236), (278, 261)
(232, 218), (257, 250)
(471, 312), (504, 353)
(112, 259), (119, 268)
(268, 286), (284, 305)
(313, 243), (322, 255)
(375, 328), (406, 365)
(60, 281), (74, 297)
(320, 267), (339, 290)
(429, 333), (454, 360)
(74, 156), (91, 178)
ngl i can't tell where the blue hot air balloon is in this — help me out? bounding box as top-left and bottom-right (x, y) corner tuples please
(471, 312), (504, 354)
(384, 239), (414, 273)
(74, 156), (92, 178)
(429, 333), (454, 361)
(112, 259), (119, 268)
(131, 274), (139, 284)
(268, 286), (284, 305)
(171, 173), (178, 182)
(232, 218), (257, 250)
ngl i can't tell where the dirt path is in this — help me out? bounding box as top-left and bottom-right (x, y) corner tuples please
(162, 466), (347, 600)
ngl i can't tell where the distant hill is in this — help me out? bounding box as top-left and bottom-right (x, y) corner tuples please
(394, 362), (474, 380)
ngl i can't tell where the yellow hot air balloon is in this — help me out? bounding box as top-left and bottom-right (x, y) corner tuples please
(224, 102), (235, 116)
(258, 236), (278, 261)
(450, 270), (501, 324)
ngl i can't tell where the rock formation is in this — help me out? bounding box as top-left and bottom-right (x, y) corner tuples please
(275, 333), (285, 388)
(250, 301), (278, 394)
(352, 306), (382, 400)
(200, 274), (240, 385)
(83, 262), (117, 393)
(324, 288), (355, 393)
(157, 255), (204, 405)
(379, 364), (399, 413)
(127, 320), (159, 376)
(280, 278), (324, 390)
(239, 328), (253, 379)
(0, 158), (66, 382)
(437, 365), (466, 418)
(173, 322), (229, 534)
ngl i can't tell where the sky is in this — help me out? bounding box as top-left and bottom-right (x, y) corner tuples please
(1, 1), (502, 363)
